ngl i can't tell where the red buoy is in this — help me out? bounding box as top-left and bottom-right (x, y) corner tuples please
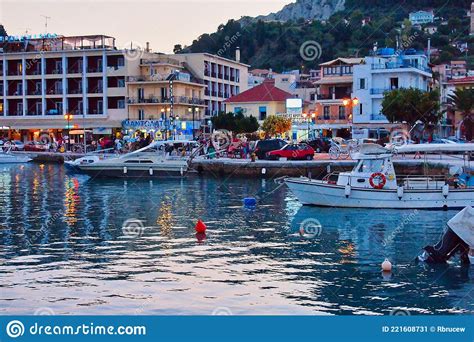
(195, 219), (207, 233)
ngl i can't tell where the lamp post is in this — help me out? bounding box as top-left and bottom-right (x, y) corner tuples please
(188, 107), (200, 140)
(343, 97), (359, 137)
(64, 113), (73, 151)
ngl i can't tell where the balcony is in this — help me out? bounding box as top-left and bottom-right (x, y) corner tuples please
(68, 88), (83, 94)
(46, 89), (63, 95)
(370, 88), (391, 95)
(371, 62), (431, 73)
(27, 90), (42, 96)
(87, 67), (103, 73)
(370, 114), (387, 121)
(127, 96), (205, 105)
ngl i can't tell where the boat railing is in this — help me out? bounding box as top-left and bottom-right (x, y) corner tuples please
(321, 171), (471, 190)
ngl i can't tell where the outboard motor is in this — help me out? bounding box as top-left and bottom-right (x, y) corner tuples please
(419, 206), (474, 265)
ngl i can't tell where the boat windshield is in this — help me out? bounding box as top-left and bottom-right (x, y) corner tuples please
(355, 159), (385, 173)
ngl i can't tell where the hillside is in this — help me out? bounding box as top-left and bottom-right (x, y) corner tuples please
(254, 0), (345, 22)
(182, 0), (473, 71)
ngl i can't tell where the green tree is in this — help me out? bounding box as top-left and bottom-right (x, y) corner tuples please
(448, 88), (474, 141)
(211, 112), (260, 133)
(0, 25), (7, 36)
(261, 116), (292, 137)
(173, 44), (183, 54)
(381, 88), (441, 132)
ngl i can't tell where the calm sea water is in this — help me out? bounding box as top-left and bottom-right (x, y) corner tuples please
(0, 164), (473, 315)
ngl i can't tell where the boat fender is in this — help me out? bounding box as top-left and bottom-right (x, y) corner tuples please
(262, 168), (266, 175)
(397, 186), (404, 200)
(149, 168), (153, 176)
(180, 167), (184, 176)
(344, 184), (351, 198)
(442, 184), (449, 198)
(123, 166), (127, 174)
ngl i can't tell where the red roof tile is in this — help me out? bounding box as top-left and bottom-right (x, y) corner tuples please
(448, 76), (474, 84)
(224, 79), (293, 103)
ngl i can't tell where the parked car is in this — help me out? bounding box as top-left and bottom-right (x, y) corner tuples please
(302, 138), (331, 153)
(24, 141), (49, 152)
(267, 143), (315, 160)
(253, 139), (287, 160)
(4, 140), (25, 151)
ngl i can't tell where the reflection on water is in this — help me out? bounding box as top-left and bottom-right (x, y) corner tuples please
(0, 164), (473, 315)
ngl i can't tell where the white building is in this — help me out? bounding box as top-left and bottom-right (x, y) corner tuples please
(352, 50), (432, 139)
(168, 53), (249, 117)
(409, 10), (434, 25)
(0, 34), (145, 141)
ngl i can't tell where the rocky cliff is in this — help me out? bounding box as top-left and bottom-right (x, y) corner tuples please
(254, 0), (346, 22)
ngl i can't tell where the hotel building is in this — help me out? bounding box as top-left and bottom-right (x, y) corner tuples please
(0, 34), (146, 140)
(168, 53), (249, 117)
(352, 49), (432, 139)
(313, 58), (364, 138)
(125, 55), (206, 139)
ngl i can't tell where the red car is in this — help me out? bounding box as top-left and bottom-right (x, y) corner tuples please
(267, 143), (315, 160)
(24, 141), (49, 152)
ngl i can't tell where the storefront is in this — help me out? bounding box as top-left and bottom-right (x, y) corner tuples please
(122, 119), (199, 140)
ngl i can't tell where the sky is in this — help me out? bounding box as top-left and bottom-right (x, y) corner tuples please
(0, 0), (290, 53)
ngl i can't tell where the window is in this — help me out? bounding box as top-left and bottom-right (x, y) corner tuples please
(118, 79), (125, 87)
(323, 106), (330, 119)
(117, 57), (125, 67)
(138, 109), (145, 120)
(390, 77), (399, 89)
(118, 99), (125, 109)
(338, 106), (346, 120)
(359, 103), (363, 115)
(234, 107), (242, 114)
(359, 78), (366, 90)
(259, 106), (267, 121)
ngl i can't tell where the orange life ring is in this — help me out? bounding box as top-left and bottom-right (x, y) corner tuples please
(369, 172), (387, 189)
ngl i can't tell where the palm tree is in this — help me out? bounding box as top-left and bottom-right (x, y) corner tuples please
(448, 88), (474, 141)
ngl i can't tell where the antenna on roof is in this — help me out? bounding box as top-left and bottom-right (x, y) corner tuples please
(40, 15), (51, 34)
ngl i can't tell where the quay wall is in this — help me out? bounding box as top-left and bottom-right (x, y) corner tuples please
(191, 159), (449, 179)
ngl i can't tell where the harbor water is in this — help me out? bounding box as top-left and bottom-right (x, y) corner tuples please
(1, 164), (473, 315)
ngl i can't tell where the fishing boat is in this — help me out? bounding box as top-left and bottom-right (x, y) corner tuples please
(77, 140), (199, 178)
(285, 143), (474, 209)
(0, 147), (32, 164)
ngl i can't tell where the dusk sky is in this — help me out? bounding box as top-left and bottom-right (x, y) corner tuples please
(0, 0), (289, 53)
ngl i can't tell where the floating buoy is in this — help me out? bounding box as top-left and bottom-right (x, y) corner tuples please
(195, 219), (207, 233)
(243, 197), (257, 208)
(196, 232), (206, 242)
(381, 258), (392, 272)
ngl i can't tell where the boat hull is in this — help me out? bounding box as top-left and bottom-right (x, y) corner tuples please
(0, 155), (32, 163)
(285, 178), (474, 209)
(78, 165), (190, 178)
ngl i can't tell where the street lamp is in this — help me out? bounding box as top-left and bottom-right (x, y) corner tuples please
(188, 107), (200, 140)
(343, 98), (358, 137)
(64, 113), (73, 151)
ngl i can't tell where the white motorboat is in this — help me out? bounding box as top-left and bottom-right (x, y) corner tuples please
(0, 147), (32, 164)
(285, 143), (474, 209)
(64, 148), (115, 172)
(77, 140), (199, 178)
